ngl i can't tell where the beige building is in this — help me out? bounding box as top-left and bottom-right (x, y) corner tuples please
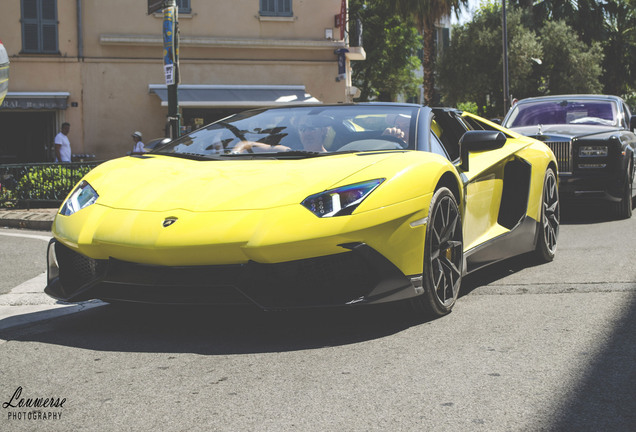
(0, 0), (364, 162)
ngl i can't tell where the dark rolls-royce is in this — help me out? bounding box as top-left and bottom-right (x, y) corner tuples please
(503, 95), (636, 219)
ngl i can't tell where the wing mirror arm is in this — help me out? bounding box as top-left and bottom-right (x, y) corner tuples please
(459, 131), (508, 171)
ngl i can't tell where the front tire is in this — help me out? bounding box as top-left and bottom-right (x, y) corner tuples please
(535, 168), (560, 262)
(411, 187), (463, 318)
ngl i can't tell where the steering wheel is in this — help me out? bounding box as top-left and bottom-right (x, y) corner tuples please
(380, 134), (408, 148)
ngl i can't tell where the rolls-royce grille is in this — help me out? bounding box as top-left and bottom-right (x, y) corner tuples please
(546, 141), (572, 174)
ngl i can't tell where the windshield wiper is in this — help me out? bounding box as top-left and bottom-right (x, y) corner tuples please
(152, 152), (221, 161)
(220, 150), (329, 159)
(272, 150), (326, 158)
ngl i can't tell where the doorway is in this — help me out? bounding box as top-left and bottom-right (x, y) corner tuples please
(0, 111), (56, 163)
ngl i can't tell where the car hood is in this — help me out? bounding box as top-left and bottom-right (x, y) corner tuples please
(84, 153), (402, 212)
(509, 124), (621, 140)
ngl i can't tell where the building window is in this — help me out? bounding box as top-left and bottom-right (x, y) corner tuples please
(260, 0), (292, 17)
(21, 0), (58, 54)
(176, 0), (191, 14)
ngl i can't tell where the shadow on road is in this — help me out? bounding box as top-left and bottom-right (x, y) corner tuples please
(459, 252), (542, 297)
(544, 289), (636, 430)
(560, 200), (629, 225)
(1, 300), (432, 355)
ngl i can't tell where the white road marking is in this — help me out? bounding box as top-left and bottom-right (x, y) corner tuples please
(0, 231), (52, 242)
(0, 243), (104, 333)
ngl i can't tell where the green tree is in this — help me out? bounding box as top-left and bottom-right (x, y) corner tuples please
(538, 20), (604, 94)
(394, 0), (469, 105)
(437, 6), (541, 116)
(509, 0), (635, 96)
(509, 0), (605, 45)
(601, 0), (636, 95)
(350, 0), (422, 101)
(437, 5), (603, 117)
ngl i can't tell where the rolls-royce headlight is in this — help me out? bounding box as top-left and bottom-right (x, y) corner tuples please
(60, 180), (99, 216)
(302, 179), (384, 218)
(579, 145), (608, 157)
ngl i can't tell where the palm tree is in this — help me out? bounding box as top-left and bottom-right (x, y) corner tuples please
(395, 0), (469, 105)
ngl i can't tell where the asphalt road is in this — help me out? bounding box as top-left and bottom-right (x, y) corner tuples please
(0, 229), (49, 294)
(0, 204), (634, 431)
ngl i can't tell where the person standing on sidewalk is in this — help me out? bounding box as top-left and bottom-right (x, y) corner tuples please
(131, 131), (146, 155)
(54, 122), (72, 162)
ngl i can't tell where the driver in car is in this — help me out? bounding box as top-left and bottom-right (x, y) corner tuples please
(231, 116), (332, 153)
(382, 113), (411, 144)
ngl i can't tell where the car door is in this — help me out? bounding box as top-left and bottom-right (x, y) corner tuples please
(432, 109), (527, 252)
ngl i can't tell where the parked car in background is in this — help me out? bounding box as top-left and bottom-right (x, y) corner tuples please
(503, 95), (636, 219)
(144, 137), (171, 152)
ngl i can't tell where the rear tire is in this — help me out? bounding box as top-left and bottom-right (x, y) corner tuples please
(614, 162), (633, 220)
(411, 187), (463, 318)
(535, 168), (560, 262)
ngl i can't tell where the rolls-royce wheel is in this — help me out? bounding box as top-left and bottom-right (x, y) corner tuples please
(614, 162), (633, 220)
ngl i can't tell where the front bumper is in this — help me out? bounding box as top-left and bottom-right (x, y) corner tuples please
(558, 172), (624, 202)
(45, 239), (422, 309)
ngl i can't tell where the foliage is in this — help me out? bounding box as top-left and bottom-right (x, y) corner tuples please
(394, 0), (470, 105)
(623, 91), (636, 112)
(0, 164), (93, 207)
(437, 6), (542, 117)
(538, 20), (604, 95)
(437, 5), (603, 117)
(456, 101), (480, 114)
(350, 0), (422, 101)
(601, 0), (636, 95)
(509, 0), (636, 97)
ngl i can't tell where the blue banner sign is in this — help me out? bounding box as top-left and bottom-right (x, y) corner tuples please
(163, 7), (179, 85)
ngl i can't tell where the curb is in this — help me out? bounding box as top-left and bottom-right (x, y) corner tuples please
(0, 210), (55, 231)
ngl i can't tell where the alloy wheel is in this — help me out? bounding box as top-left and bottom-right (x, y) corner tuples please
(542, 170), (560, 254)
(429, 194), (463, 307)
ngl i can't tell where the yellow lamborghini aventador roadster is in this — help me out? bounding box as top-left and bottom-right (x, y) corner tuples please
(46, 104), (559, 318)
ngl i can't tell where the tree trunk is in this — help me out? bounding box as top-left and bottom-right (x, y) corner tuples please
(422, 23), (436, 106)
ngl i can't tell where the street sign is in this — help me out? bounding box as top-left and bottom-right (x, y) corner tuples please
(147, 0), (166, 15)
(163, 6), (179, 85)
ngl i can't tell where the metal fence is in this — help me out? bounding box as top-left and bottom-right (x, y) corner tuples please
(0, 161), (103, 208)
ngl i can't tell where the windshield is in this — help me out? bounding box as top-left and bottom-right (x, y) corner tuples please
(504, 99), (620, 128)
(152, 105), (419, 158)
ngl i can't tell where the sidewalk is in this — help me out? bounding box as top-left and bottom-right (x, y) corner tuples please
(0, 208), (57, 231)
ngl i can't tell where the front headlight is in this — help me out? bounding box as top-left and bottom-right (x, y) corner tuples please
(302, 179), (384, 218)
(60, 180), (99, 216)
(579, 145), (608, 157)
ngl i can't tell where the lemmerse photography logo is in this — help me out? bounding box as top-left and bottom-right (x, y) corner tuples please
(3, 386), (66, 422)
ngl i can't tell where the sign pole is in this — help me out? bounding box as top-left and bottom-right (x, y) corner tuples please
(502, 0), (510, 117)
(162, 1), (180, 139)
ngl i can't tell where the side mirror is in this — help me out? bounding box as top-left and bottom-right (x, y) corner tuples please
(459, 130), (507, 171)
(490, 118), (502, 125)
(630, 115), (636, 132)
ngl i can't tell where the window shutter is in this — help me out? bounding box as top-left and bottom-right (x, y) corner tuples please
(176, 0), (191, 13)
(23, 23), (40, 52)
(261, 0), (292, 16)
(22, 0), (38, 19)
(41, 0), (56, 20)
(21, 0), (58, 53)
(42, 24), (57, 52)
